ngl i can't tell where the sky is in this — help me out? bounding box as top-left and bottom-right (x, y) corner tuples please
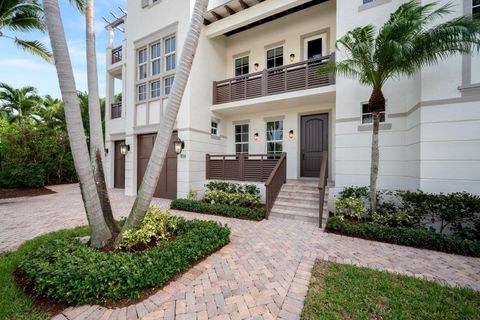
(0, 0), (127, 98)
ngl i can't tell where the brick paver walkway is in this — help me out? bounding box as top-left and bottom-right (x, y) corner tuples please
(1, 184), (479, 320)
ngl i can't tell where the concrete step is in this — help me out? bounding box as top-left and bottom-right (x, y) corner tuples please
(273, 200), (319, 211)
(281, 184), (319, 193)
(276, 195), (320, 206)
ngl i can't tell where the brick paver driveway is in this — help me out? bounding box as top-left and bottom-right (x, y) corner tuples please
(1, 184), (479, 320)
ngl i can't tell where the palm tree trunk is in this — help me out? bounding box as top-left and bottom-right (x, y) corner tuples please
(368, 89), (385, 213)
(117, 0), (210, 241)
(43, 0), (112, 248)
(86, 0), (119, 235)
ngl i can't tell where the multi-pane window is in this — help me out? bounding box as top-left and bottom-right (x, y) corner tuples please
(151, 43), (161, 76)
(235, 124), (249, 153)
(151, 80), (161, 98)
(266, 120), (283, 155)
(138, 84), (147, 101)
(164, 76), (174, 95)
(474, 0), (480, 15)
(165, 36), (176, 71)
(361, 103), (386, 124)
(211, 121), (219, 136)
(266, 47), (283, 69)
(138, 48), (148, 80)
(235, 56), (249, 76)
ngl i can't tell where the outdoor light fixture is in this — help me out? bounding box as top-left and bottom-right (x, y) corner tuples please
(254, 63), (259, 71)
(104, 148), (109, 156)
(254, 133), (259, 141)
(174, 139), (185, 155)
(120, 144), (130, 156)
(289, 130), (294, 139)
(290, 54), (295, 62)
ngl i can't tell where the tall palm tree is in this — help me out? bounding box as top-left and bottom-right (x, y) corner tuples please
(0, 83), (41, 128)
(0, 0), (51, 60)
(321, 0), (480, 212)
(119, 0), (210, 238)
(39, 94), (65, 130)
(43, 0), (112, 248)
(85, 0), (118, 235)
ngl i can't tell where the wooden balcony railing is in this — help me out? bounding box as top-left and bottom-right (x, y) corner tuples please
(318, 151), (328, 228)
(111, 46), (122, 64)
(213, 54), (335, 105)
(111, 102), (122, 119)
(206, 153), (283, 182)
(265, 153), (287, 219)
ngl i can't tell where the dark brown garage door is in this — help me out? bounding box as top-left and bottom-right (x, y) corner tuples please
(137, 132), (177, 199)
(114, 140), (126, 189)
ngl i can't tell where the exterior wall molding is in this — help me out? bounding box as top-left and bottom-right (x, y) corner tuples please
(232, 50), (251, 59)
(232, 119), (250, 125)
(263, 115), (286, 122)
(336, 117), (361, 123)
(458, 83), (480, 97)
(177, 127), (227, 139)
(108, 133), (127, 141)
(358, 0), (392, 12)
(357, 123), (392, 131)
(264, 40), (286, 50)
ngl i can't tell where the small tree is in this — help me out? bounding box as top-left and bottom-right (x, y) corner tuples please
(321, 0), (480, 212)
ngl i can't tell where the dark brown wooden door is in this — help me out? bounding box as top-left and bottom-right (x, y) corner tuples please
(114, 140), (126, 189)
(137, 132), (178, 199)
(301, 113), (328, 177)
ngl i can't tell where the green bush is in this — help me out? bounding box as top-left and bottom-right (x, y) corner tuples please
(206, 181), (260, 196)
(204, 190), (261, 208)
(327, 216), (480, 257)
(171, 198), (265, 221)
(335, 197), (367, 220)
(20, 218), (230, 304)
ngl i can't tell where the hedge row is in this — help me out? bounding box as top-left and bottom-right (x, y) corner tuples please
(326, 216), (480, 257)
(20, 219), (230, 304)
(171, 199), (265, 221)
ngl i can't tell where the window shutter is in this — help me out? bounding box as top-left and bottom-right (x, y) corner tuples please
(141, 0), (149, 8)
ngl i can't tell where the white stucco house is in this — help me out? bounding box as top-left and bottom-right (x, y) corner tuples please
(103, 0), (480, 224)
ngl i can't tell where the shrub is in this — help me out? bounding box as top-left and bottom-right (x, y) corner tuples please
(206, 181), (260, 196)
(117, 207), (185, 249)
(204, 190), (261, 208)
(20, 218), (230, 304)
(326, 216), (480, 257)
(171, 198), (265, 221)
(335, 197), (367, 220)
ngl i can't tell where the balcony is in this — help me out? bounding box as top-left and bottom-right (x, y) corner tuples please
(212, 54), (335, 105)
(111, 46), (122, 64)
(111, 102), (122, 119)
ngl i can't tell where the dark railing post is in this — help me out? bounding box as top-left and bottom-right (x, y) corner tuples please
(244, 77), (247, 100)
(212, 81), (217, 105)
(239, 153), (245, 181)
(329, 53), (336, 85)
(261, 69), (268, 96)
(228, 81), (232, 102)
(306, 61), (310, 88)
(205, 154), (211, 180)
(318, 151), (328, 228)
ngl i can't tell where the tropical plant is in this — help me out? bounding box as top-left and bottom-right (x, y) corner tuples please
(0, 83), (41, 128)
(0, 0), (52, 60)
(320, 0), (480, 212)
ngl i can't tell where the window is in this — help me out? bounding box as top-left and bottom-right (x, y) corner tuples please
(138, 84), (147, 101)
(151, 43), (161, 76)
(363, 0), (375, 3)
(235, 56), (249, 76)
(266, 120), (283, 155)
(138, 48), (148, 80)
(474, 0), (480, 15)
(304, 34), (326, 60)
(267, 47), (283, 69)
(164, 76), (174, 95)
(151, 80), (161, 98)
(235, 124), (249, 153)
(165, 36), (176, 71)
(361, 103), (386, 124)
(211, 121), (219, 136)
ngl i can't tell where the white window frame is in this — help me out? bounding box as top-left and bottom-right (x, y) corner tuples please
(361, 102), (386, 124)
(211, 121), (219, 136)
(150, 80), (161, 98)
(266, 120), (283, 155)
(164, 35), (176, 72)
(164, 76), (174, 95)
(473, 0), (480, 14)
(150, 42), (161, 76)
(235, 56), (249, 76)
(138, 47), (148, 81)
(234, 124), (249, 153)
(138, 84), (147, 101)
(266, 46), (284, 69)
(303, 33), (327, 60)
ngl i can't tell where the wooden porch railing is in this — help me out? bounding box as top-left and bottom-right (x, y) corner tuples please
(318, 151), (328, 227)
(111, 102), (122, 119)
(265, 153), (287, 219)
(213, 54), (335, 105)
(112, 46), (122, 64)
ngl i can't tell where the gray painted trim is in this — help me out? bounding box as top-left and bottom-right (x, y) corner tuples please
(177, 127), (227, 139)
(133, 124), (161, 135)
(336, 117), (361, 123)
(358, 123), (392, 131)
(264, 40), (285, 50)
(210, 135), (221, 140)
(389, 112), (408, 118)
(358, 0), (392, 12)
(232, 119), (250, 125)
(458, 83), (480, 97)
(232, 51), (251, 59)
(211, 117), (221, 123)
(108, 133), (126, 141)
(264, 115), (285, 122)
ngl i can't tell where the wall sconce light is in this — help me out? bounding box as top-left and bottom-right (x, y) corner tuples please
(104, 148), (109, 156)
(254, 63), (259, 71)
(120, 144), (130, 156)
(174, 139), (185, 155)
(254, 133), (259, 141)
(289, 130), (294, 139)
(290, 54), (295, 62)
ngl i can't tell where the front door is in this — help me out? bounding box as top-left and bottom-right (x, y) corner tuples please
(137, 132), (178, 199)
(114, 140), (126, 189)
(301, 113), (328, 177)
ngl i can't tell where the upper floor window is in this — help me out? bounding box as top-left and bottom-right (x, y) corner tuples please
(138, 48), (148, 80)
(151, 43), (161, 76)
(474, 0), (480, 15)
(165, 36), (176, 71)
(361, 103), (385, 124)
(267, 47), (283, 69)
(164, 76), (174, 95)
(211, 121), (219, 136)
(151, 80), (161, 98)
(235, 56), (249, 76)
(266, 120), (283, 155)
(138, 84), (147, 101)
(235, 124), (249, 153)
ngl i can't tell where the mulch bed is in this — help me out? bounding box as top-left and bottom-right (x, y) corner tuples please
(0, 187), (56, 200)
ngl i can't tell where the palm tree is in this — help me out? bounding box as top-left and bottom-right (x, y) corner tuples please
(118, 0), (210, 239)
(85, 0), (118, 235)
(43, 0), (112, 248)
(0, 83), (41, 128)
(0, 0), (52, 60)
(321, 0), (480, 212)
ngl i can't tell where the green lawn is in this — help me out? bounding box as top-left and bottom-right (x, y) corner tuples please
(0, 226), (90, 320)
(302, 261), (480, 320)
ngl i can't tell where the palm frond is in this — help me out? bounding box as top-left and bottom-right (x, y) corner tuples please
(13, 38), (53, 62)
(3, 9), (46, 32)
(68, 0), (86, 14)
